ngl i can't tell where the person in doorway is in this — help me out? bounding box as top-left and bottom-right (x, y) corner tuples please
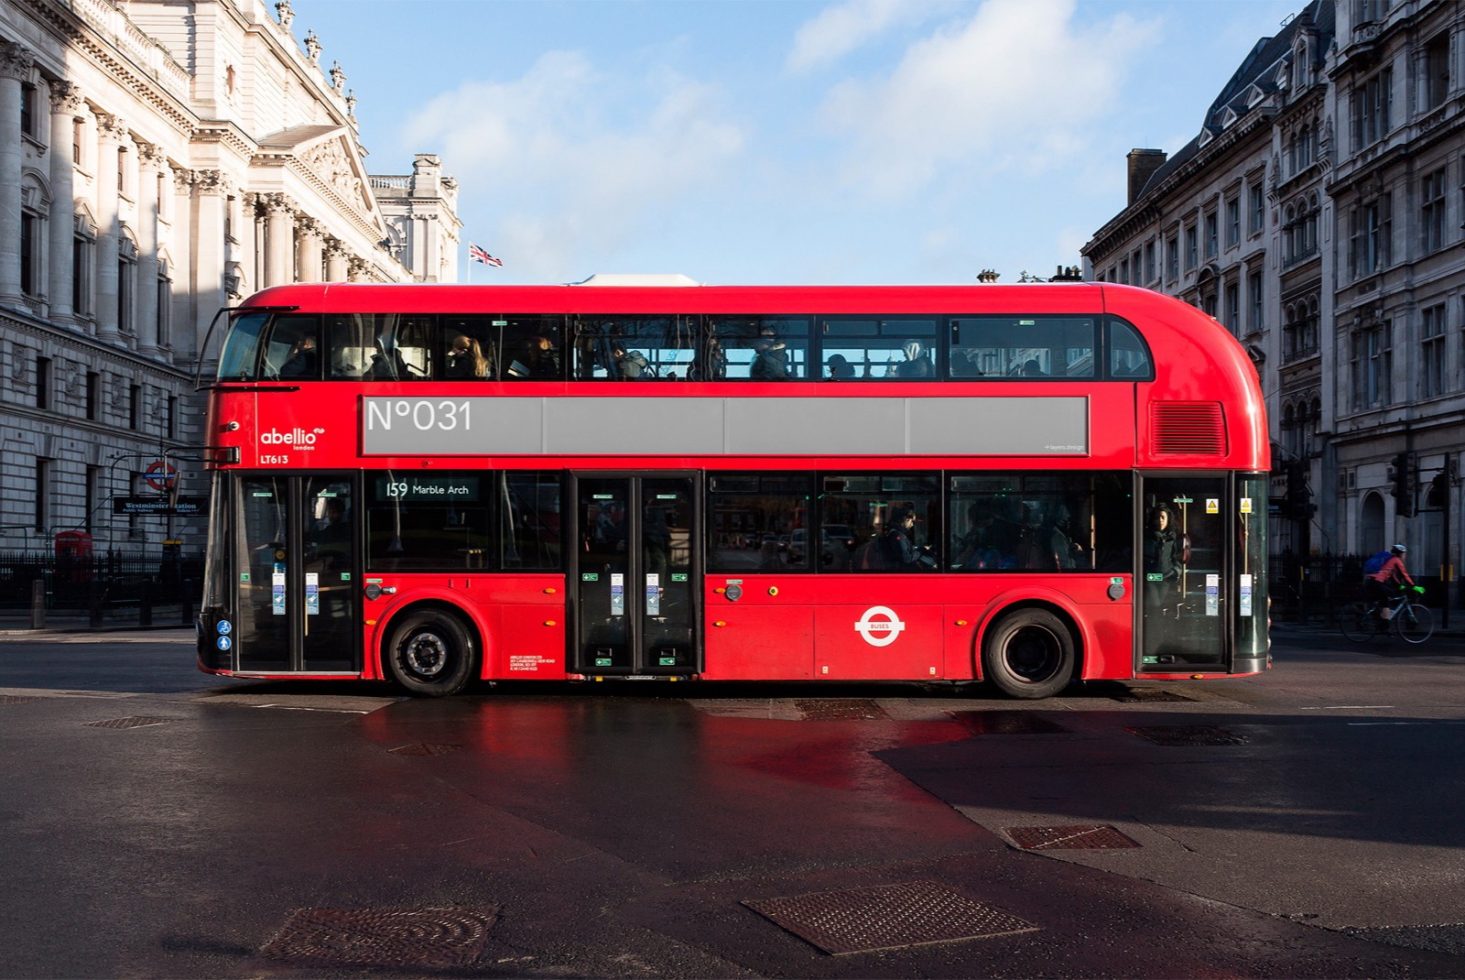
(1142, 504), (1181, 609)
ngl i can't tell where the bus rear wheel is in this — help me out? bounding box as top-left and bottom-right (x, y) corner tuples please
(384, 609), (476, 697)
(982, 608), (1076, 700)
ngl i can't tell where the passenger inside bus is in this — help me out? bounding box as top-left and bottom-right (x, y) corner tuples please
(750, 327), (793, 380)
(889, 339), (935, 379)
(279, 336), (318, 379)
(826, 354), (855, 379)
(444, 335), (489, 378)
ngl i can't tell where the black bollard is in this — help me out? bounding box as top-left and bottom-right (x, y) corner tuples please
(30, 579), (45, 630)
(88, 583), (104, 629)
(180, 581), (195, 626)
(139, 580), (153, 627)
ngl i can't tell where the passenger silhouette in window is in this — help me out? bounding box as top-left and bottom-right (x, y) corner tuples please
(750, 327), (792, 380)
(890, 339), (934, 379)
(444, 334), (488, 378)
(826, 354), (855, 380)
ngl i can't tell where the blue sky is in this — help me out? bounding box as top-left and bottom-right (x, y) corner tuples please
(295, 0), (1302, 285)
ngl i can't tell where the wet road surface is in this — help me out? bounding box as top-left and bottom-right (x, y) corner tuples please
(1, 626), (1463, 977)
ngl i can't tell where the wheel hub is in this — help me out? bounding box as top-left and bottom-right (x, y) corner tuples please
(404, 632), (448, 678)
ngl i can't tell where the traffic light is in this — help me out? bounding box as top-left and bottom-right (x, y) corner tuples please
(1390, 451), (1416, 517)
(1428, 470), (1449, 509)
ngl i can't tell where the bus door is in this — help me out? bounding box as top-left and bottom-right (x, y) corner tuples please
(572, 474), (700, 675)
(1138, 476), (1228, 671)
(233, 475), (359, 675)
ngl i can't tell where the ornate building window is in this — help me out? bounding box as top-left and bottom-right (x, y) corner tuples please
(72, 210), (95, 317)
(1348, 194), (1391, 279)
(1351, 68), (1392, 150)
(20, 172), (49, 298)
(118, 231), (137, 336)
(1248, 271), (1263, 333)
(1185, 225), (1198, 270)
(156, 260), (172, 349)
(1224, 280), (1240, 334)
(1421, 168), (1446, 254)
(1351, 319), (1392, 409)
(1166, 233), (1179, 280)
(1204, 211), (1218, 259)
(1424, 32), (1449, 112)
(1421, 303), (1447, 398)
(20, 82), (36, 139)
(1225, 197), (1239, 248)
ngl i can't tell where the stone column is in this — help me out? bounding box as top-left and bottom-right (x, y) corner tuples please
(294, 216), (324, 283)
(136, 143), (163, 354)
(263, 194), (294, 286)
(324, 239), (348, 281)
(191, 169), (228, 362)
(347, 256), (370, 283)
(94, 113), (126, 341)
(47, 80), (83, 322)
(169, 168), (194, 364)
(0, 42), (35, 304)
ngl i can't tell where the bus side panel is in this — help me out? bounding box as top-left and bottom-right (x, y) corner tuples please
(813, 604), (945, 680)
(700, 600), (814, 681)
(493, 601), (568, 680)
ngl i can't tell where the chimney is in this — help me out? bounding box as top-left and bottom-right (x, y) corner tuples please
(1126, 148), (1167, 205)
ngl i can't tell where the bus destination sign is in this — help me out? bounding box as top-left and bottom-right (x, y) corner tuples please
(374, 476), (480, 502)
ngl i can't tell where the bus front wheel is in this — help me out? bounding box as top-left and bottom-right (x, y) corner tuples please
(384, 609), (476, 697)
(982, 608), (1076, 700)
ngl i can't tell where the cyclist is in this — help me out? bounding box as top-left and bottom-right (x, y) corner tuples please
(1364, 543), (1420, 614)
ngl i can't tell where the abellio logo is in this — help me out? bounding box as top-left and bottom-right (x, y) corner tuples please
(261, 426), (325, 448)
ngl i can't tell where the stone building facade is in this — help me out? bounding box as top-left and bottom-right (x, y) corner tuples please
(1084, 0), (1464, 594)
(0, 0), (459, 559)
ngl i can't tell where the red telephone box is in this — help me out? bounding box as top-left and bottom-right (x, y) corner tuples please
(54, 530), (94, 584)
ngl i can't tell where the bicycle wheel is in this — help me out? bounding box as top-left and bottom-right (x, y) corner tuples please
(1338, 602), (1378, 643)
(1394, 603), (1434, 644)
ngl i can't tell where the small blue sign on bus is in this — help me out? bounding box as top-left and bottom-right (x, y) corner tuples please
(217, 620), (232, 635)
(216, 635), (232, 651)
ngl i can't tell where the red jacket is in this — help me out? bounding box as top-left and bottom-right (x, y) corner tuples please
(1369, 554), (1415, 586)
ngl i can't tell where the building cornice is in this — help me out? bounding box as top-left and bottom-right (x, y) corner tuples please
(0, 306), (191, 382)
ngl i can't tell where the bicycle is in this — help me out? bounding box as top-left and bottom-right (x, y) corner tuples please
(1337, 586), (1434, 645)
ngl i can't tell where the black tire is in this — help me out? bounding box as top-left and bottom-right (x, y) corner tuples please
(383, 608), (476, 697)
(1395, 603), (1434, 645)
(982, 608), (1077, 700)
(1337, 601), (1377, 643)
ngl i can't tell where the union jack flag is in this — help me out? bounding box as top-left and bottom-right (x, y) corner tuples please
(468, 243), (503, 267)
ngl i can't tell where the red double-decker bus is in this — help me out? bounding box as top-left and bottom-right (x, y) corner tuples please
(195, 278), (1269, 698)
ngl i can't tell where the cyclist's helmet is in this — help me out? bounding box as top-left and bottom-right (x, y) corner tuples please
(1391, 543), (1408, 554)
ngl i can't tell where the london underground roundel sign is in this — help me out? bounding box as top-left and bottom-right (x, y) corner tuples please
(853, 605), (906, 647)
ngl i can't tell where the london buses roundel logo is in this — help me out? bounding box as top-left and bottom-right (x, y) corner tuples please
(853, 606), (906, 647)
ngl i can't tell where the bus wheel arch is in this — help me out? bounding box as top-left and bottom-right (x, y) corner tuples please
(979, 601), (1082, 700)
(380, 602), (481, 697)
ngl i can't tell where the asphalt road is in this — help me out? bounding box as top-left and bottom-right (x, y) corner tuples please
(1, 625), (1463, 977)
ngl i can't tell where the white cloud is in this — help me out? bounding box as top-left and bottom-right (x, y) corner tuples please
(402, 51), (745, 280)
(787, 0), (920, 73)
(818, 0), (1160, 198)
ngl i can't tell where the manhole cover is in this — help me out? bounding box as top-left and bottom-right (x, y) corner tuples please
(86, 716), (173, 730)
(1006, 825), (1140, 850)
(0, 695), (40, 705)
(795, 699), (887, 721)
(744, 880), (1036, 955)
(1112, 689), (1194, 703)
(388, 743), (464, 757)
(261, 906), (497, 968)
(1126, 725), (1247, 746)
(954, 711), (1069, 735)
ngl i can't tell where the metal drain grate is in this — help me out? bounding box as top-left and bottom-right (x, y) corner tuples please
(955, 711), (1069, 735)
(261, 906), (497, 968)
(744, 880), (1036, 955)
(0, 694), (40, 705)
(795, 699), (888, 721)
(86, 716), (173, 730)
(388, 743), (464, 757)
(1111, 688), (1194, 703)
(1007, 825), (1140, 850)
(1126, 725), (1247, 746)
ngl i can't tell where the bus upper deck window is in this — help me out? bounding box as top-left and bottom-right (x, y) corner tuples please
(1108, 318), (1153, 379)
(216, 312), (270, 381)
